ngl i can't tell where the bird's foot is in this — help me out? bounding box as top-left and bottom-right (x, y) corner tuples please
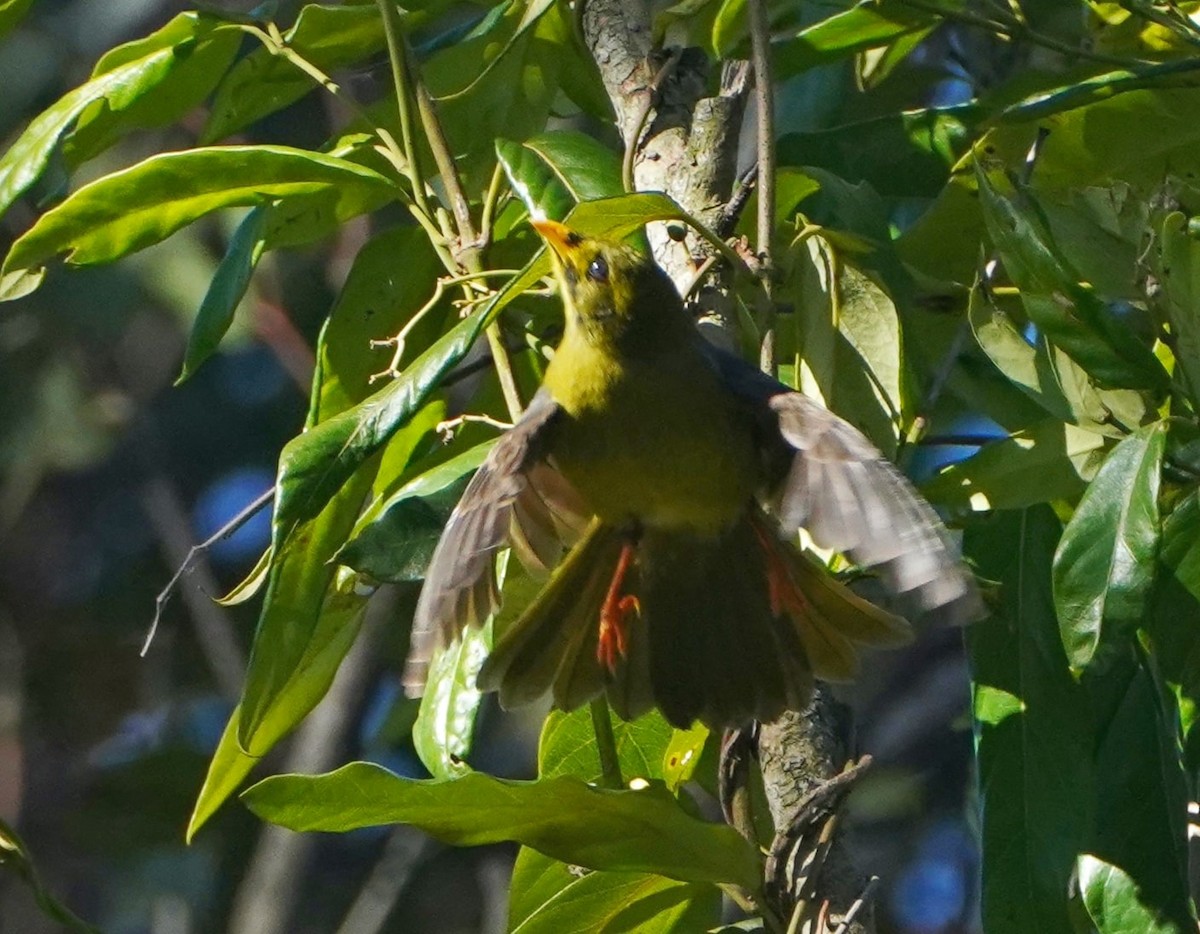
(598, 594), (640, 673)
(597, 539), (640, 673)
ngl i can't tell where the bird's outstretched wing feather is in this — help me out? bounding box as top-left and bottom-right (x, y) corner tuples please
(403, 390), (584, 694)
(706, 344), (983, 625)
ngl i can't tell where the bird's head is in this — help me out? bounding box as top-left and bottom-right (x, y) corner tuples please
(532, 219), (688, 353)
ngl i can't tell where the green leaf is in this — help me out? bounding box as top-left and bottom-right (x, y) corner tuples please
(187, 704), (259, 841)
(923, 420), (1107, 512)
(235, 229), (442, 757)
(203, 4), (394, 142)
(177, 206), (268, 383)
(1053, 422), (1167, 671)
(0, 146), (396, 301)
(902, 85), (1200, 287)
(778, 105), (980, 199)
(269, 309), (490, 545)
(540, 706), (675, 784)
(497, 130), (623, 222)
(508, 851), (720, 934)
(976, 166), (1168, 393)
(0, 0), (35, 39)
(1078, 855), (1193, 934)
(0, 817), (100, 933)
(1152, 212), (1200, 406)
(243, 764), (761, 888)
(968, 283), (1075, 424)
(966, 507), (1093, 934)
(787, 235), (904, 454)
(412, 552), (514, 781)
(662, 724), (711, 793)
(0, 12), (237, 219)
(424, 0), (578, 184)
(1146, 491), (1200, 769)
(342, 440), (496, 565)
(771, 0), (943, 81)
(1084, 657), (1193, 933)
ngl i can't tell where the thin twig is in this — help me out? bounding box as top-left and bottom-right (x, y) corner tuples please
(374, 0), (433, 223)
(748, 0), (775, 266)
(143, 486), (273, 659)
(479, 162), (507, 251)
(831, 877), (880, 934)
(892, 0), (1145, 66)
(435, 413), (513, 440)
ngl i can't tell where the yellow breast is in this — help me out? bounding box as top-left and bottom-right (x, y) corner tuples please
(542, 338), (759, 537)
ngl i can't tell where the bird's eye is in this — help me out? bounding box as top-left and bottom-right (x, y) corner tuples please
(586, 256), (609, 283)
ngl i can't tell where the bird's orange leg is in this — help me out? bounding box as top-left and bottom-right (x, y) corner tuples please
(750, 518), (811, 621)
(597, 540), (640, 673)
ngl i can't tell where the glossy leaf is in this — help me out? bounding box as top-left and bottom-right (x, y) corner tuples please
(1078, 856), (1192, 934)
(0, 146), (395, 301)
(345, 440), (496, 555)
(977, 166), (1168, 393)
(508, 854), (720, 934)
(0, 12), (237, 219)
(235, 229), (442, 757)
(177, 206), (268, 383)
(510, 705), (718, 932)
(966, 507), (1093, 934)
(1053, 423), (1167, 671)
(270, 310), (489, 546)
(243, 764), (761, 887)
(411, 553), (519, 782)
(497, 130), (623, 222)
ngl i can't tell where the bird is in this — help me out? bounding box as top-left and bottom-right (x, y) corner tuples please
(402, 219), (981, 729)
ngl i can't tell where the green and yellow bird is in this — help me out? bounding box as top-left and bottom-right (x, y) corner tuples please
(403, 220), (980, 729)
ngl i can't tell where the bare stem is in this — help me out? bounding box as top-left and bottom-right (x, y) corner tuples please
(375, 0), (434, 222)
(589, 698), (624, 788)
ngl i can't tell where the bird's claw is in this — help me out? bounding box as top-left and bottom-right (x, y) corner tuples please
(598, 595), (640, 673)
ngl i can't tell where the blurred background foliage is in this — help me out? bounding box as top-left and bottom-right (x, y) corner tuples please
(0, 0), (1199, 932)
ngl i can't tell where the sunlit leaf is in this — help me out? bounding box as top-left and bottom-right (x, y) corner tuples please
(0, 12), (238, 219)
(1078, 855), (1194, 934)
(497, 130), (623, 222)
(243, 764), (761, 887)
(1053, 422), (1167, 671)
(977, 166), (1168, 392)
(0, 146), (395, 301)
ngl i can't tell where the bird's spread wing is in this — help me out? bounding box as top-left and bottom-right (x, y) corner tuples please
(403, 390), (585, 694)
(705, 344), (983, 626)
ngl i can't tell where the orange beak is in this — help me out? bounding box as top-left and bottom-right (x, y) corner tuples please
(531, 218), (582, 262)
